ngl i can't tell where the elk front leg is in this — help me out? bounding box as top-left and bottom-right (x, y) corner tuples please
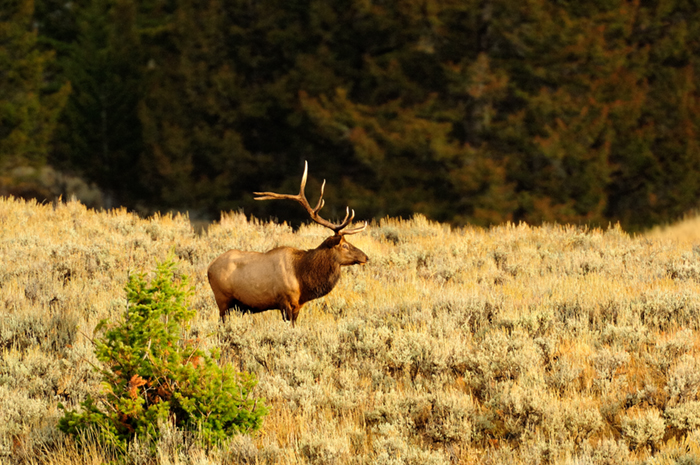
(280, 303), (301, 327)
(290, 304), (302, 327)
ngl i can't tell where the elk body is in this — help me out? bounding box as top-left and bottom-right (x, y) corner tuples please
(207, 162), (368, 326)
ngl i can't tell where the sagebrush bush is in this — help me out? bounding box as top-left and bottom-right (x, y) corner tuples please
(665, 401), (700, 435)
(666, 354), (700, 405)
(58, 259), (267, 453)
(621, 408), (665, 450)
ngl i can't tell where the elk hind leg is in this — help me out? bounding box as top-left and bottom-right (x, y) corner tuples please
(213, 294), (232, 320)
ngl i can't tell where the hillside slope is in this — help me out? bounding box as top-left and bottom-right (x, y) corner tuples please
(647, 212), (700, 244)
(1, 197), (700, 464)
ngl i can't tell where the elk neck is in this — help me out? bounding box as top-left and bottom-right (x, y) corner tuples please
(294, 245), (342, 304)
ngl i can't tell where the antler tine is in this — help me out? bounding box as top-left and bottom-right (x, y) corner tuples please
(339, 207), (354, 228)
(335, 208), (363, 235)
(339, 220), (368, 236)
(313, 180), (326, 213)
(299, 160), (309, 196)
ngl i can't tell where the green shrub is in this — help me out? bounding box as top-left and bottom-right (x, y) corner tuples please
(58, 258), (267, 453)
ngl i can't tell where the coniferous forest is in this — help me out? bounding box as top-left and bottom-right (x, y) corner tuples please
(2, 0), (700, 230)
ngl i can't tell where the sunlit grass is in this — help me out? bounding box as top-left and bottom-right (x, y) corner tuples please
(646, 211), (700, 244)
(1, 196), (700, 464)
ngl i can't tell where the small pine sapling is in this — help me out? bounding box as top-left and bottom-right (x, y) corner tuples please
(59, 258), (267, 452)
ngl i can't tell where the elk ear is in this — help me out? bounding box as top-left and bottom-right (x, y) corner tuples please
(321, 235), (343, 249)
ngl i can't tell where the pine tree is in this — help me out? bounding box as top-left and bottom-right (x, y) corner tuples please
(49, 0), (145, 207)
(0, 0), (69, 169)
(59, 259), (266, 453)
(471, 0), (648, 225)
(138, 0), (261, 214)
(294, 0), (518, 224)
(606, 0), (700, 229)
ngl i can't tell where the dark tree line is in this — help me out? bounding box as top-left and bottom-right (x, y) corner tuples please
(2, 0), (700, 230)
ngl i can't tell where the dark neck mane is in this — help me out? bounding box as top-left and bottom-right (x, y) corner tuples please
(295, 248), (341, 304)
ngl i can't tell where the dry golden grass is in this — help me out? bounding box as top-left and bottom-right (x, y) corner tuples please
(646, 211), (700, 244)
(2, 196), (700, 464)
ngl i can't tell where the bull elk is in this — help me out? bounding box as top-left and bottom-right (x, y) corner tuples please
(207, 162), (368, 326)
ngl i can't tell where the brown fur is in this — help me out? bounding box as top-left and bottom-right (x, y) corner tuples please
(207, 235), (367, 326)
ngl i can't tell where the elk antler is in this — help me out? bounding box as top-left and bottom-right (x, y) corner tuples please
(254, 161), (367, 236)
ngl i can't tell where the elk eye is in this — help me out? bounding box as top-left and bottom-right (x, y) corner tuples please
(341, 244), (348, 249)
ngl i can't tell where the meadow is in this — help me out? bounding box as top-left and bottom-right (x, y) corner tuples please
(1, 196), (700, 464)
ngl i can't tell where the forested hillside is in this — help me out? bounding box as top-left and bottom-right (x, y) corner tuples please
(2, 0), (700, 229)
